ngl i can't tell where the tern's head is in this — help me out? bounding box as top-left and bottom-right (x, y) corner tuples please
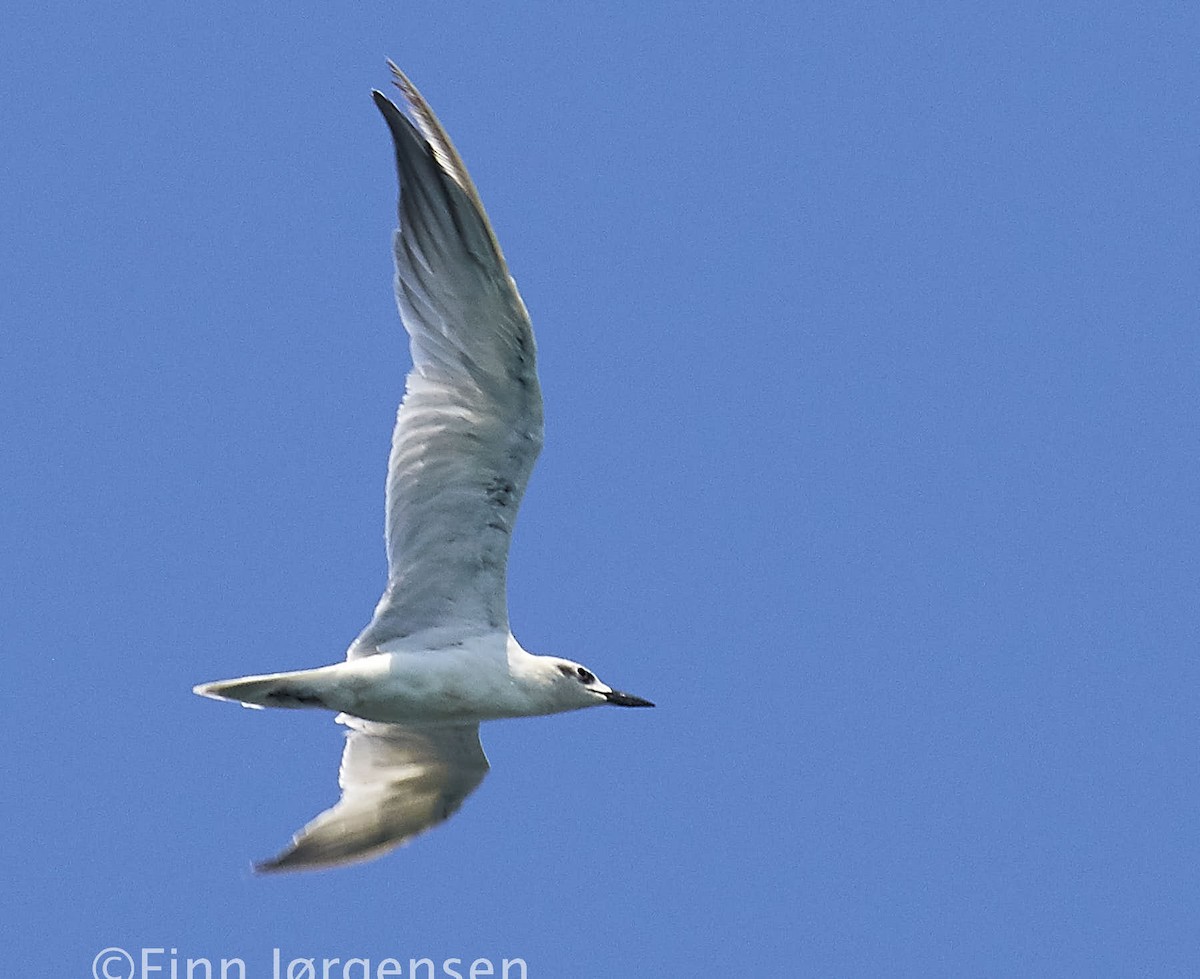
(543, 658), (655, 711)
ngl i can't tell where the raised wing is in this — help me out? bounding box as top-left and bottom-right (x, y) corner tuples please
(256, 718), (489, 872)
(350, 64), (543, 656)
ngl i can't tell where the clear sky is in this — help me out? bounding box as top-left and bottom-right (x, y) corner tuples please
(4, 2), (1198, 976)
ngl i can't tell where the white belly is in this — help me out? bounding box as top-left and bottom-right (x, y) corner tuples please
(316, 637), (550, 724)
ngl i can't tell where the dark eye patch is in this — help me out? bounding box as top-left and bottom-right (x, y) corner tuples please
(576, 667), (596, 684)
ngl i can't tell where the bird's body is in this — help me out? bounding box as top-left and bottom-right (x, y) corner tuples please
(194, 63), (652, 873)
(202, 632), (601, 726)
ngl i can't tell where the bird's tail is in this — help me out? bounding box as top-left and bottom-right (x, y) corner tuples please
(193, 668), (337, 711)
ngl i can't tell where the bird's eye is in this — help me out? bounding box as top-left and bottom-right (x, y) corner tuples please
(576, 667), (595, 684)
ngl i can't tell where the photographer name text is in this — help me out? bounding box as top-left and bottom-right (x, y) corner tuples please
(91, 947), (528, 979)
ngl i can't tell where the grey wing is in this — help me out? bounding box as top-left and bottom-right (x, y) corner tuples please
(255, 718), (489, 873)
(351, 64), (543, 657)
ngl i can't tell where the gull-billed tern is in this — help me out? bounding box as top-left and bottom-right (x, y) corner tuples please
(194, 63), (653, 873)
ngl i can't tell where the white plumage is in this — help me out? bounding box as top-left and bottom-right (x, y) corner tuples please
(194, 63), (652, 873)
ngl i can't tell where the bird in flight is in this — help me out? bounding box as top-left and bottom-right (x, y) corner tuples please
(194, 63), (653, 872)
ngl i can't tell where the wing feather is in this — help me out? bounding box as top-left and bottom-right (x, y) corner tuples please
(256, 720), (489, 872)
(350, 67), (543, 656)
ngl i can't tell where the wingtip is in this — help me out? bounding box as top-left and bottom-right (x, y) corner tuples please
(372, 90), (410, 141)
(384, 58), (413, 92)
(252, 855), (287, 875)
(253, 843), (311, 874)
(379, 60), (435, 124)
(371, 88), (394, 114)
(251, 840), (398, 875)
(373, 55), (412, 113)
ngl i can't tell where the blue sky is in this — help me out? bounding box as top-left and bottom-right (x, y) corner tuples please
(4, 2), (1198, 975)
